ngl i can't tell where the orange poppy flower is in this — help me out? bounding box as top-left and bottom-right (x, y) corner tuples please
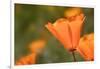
(77, 33), (94, 61)
(45, 14), (85, 51)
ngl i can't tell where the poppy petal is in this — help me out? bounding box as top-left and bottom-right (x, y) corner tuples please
(53, 19), (73, 50)
(68, 14), (85, 49)
(45, 22), (67, 48)
(45, 21), (72, 50)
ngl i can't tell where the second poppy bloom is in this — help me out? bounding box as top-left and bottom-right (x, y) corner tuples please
(77, 33), (94, 61)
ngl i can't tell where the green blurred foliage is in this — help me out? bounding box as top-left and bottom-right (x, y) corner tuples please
(15, 4), (94, 64)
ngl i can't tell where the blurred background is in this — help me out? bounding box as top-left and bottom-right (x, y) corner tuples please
(15, 4), (94, 64)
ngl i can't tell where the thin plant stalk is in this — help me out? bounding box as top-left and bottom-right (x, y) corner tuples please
(72, 51), (76, 62)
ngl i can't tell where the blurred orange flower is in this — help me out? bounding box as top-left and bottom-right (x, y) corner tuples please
(29, 39), (46, 54)
(77, 33), (94, 61)
(16, 39), (46, 65)
(45, 14), (85, 51)
(16, 54), (36, 65)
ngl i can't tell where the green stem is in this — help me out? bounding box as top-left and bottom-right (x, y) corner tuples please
(72, 51), (76, 62)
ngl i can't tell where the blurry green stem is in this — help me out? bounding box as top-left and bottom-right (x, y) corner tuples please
(72, 51), (76, 62)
